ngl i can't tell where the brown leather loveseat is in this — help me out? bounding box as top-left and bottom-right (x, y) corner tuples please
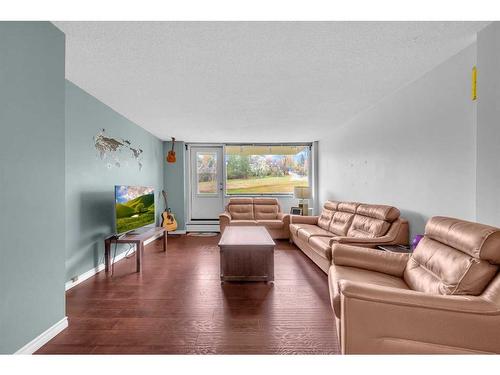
(219, 198), (290, 239)
(290, 201), (409, 273)
(329, 216), (500, 354)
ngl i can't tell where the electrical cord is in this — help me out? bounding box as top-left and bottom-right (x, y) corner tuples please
(124, 243), (135, 258)
(110, 242), (135, 276)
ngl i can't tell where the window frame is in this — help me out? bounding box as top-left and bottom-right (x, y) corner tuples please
(223, 143), (313, 198)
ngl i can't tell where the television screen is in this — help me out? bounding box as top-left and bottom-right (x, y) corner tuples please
(115, 185), (155, 234)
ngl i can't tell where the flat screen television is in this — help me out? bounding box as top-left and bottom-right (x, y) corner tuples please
(114, 185), (155, 235)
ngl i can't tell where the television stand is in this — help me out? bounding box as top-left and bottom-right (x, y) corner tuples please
(104, 227), (167, 274)
(127, 228), (150, 236)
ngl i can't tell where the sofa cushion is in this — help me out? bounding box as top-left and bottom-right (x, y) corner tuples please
(254, 203), (279, 220)
(308, 236), (333, 260)
(404, 236), (498, 296)
(318, 208), (335, 231)
(297, 224), (333, 242)
(329, 212), (354, 236)
(228, 204), (254, 220)
(356, 204), (400, 222)
(347, 215), (390, 238)
(256, 219), (283, 229)
(289, 223), (303, 236)
(328, 264), (409, 318)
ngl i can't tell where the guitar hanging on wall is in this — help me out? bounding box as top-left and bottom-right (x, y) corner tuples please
(166, 137), (176, 163)
(161, 190), (178, 232)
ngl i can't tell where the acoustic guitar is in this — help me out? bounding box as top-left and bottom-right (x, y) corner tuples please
(166, 137), (176, 163)
(161, 190), (178, 232)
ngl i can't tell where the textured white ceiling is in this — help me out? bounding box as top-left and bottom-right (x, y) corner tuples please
(54, 21), (488, 142)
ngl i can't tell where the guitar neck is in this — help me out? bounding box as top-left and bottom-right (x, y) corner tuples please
(161, 191), (169, 212)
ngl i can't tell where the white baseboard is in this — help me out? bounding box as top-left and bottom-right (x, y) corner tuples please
(15, 317), (68, 354)
(168, 229), (186, 234)
(65, 248), (134, 291)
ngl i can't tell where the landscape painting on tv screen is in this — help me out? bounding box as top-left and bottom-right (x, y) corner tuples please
(115, 185), (155, 234)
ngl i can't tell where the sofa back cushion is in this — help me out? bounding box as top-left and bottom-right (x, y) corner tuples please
(329, 212), (354, 236)
(423, 216), (500, 264)
(253, 198), (280, 220)
(337, 202), (358, 214)
(345, 203), (399, 238)
(227, 198), (254, 220)
(347, 215), (390, 238)
(404, 217), (500, 296)
(356, 204), (400, 222)
(317, 201), (338, 230)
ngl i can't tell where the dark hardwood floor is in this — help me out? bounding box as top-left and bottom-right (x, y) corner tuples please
(36, 234), (339, 354)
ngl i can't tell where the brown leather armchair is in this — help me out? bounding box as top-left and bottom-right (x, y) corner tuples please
(328, 216), (500, 354)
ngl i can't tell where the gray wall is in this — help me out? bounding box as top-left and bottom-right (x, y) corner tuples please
(476, 22), (500, 227)
(65, 81), (164, 281)
(163, 140), (186, 230)
(0, 22), (66, 353)
(318, 44), (477, 239)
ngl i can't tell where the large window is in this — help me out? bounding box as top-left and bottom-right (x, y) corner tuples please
(225, 144), (310, 195)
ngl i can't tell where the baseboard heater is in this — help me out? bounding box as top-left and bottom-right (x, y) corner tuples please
(186, 223), (220, 232)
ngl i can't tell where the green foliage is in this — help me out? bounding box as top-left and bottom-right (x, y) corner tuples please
(250, 157), (271, 177)
(226, 150), (309, 180)
(226, 154), (251, 179)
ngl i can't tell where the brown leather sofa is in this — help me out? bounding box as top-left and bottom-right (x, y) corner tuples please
(290, 201), (409, 273)
(219, 198), (290, 239)
(329, 216), (500, 354)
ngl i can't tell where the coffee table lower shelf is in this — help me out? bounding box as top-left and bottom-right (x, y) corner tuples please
(219, 245), (275, 283)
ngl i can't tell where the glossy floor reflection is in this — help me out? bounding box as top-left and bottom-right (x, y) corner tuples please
(37, 234), (339, 354)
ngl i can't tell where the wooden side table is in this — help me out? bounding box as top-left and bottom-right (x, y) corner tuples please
(104, 227), (167, 273)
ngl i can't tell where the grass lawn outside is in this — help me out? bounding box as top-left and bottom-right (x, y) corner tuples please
(224, 175), (308, 194)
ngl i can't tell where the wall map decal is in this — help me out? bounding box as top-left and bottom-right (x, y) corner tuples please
(93, 129), (144, 170)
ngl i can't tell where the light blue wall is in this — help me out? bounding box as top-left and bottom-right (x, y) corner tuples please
(0, 22), (66, 353)
(163, 141), (186, 230)
(65, 81), (164, 281)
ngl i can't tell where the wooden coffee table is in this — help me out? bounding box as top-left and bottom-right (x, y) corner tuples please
(218, 226), (275, 283)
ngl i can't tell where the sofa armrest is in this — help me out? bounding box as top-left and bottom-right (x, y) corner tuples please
(338, 281), (500, 354)
(290, 215), (319, 225)
(339, 280), (499, 315)
(332, 244), (409, 277)
(219, 212), (231, 233)
(277, 212), (290, 225)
